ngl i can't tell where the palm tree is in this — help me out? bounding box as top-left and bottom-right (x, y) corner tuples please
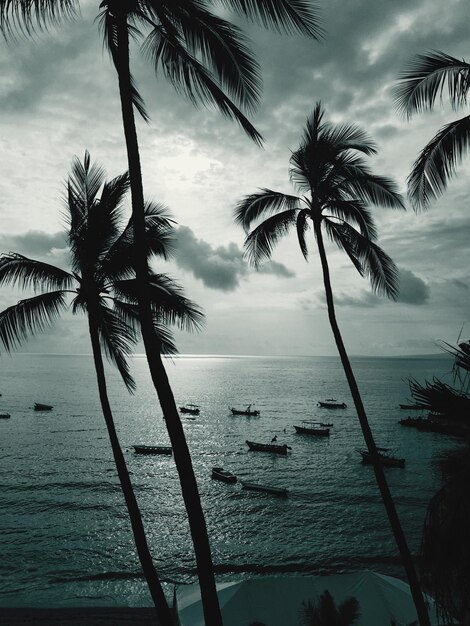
(0, 152), (203, 626)
(394, 51), (470, 210)
(299, 590), (359, 626)
(0, 3), (323, 623)
(234, 103), (430, 626)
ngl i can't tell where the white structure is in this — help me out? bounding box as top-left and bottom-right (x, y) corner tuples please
(176, 571), (446, 626)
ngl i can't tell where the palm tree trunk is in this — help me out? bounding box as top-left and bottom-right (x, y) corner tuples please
(113, 15), (223, 626)
(313, 219), (431, 626)
(87, 311), (173, 626)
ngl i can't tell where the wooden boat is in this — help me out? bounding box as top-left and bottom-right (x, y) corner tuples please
(245, 440), (290, 455)
(241, 481), (288, 497)
(34, 403), (53, 411)
(293, 421), (330, 436)
(399, 417), (425, 427)
(231, 404), (260, 416)
(133, 445), (173, 455)
(0, 413), (11, 419)
(317, 401), (347, 409)
(359, 448), (405, 468)
(179, 404), (200, 415)
(211, 467), (237, 484)
(320, 422), (333, 427)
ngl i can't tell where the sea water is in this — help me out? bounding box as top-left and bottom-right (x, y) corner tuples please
(0, 354), (462, 607)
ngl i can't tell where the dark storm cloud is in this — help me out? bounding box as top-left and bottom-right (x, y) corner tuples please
(173, 226), (294, 291)
(396, 268), (430, 305)
(0, 230), (66, 257)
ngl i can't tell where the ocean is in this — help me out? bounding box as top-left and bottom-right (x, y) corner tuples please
(0, 353), (463, 608)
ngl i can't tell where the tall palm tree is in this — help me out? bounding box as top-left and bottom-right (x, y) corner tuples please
(0, 3), (323, 623)
(394, 51), (470, 210)
(234, 103), (430, 626)
(0, 152), (203, 626)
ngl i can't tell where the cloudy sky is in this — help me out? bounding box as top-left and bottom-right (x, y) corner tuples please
(0, 0), (468, 357)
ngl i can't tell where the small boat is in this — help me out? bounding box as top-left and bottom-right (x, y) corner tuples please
(133, 445), (173, 455)
(245, 440), (290, 455)
(359, 448), (405, 468)
(34, 403), (53, 411)
(317, 401), (347, 409)
(0, 413), (11, 419)
(230, 404), (260, 416)
(179, 404), (200, 415)
(320, 422), (333, 427)
(211, 467), (237, 484)
(293, 421), (330, 436)
(399, 404), (426, 410)
(241, 481), (288, 497)
(399, 417), (425, 427)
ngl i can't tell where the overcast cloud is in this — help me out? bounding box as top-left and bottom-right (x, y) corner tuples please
(0, 0), (468, 356)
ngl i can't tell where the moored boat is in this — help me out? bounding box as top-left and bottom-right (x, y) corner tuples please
(399, 404), (426, 410)
(245, 440), (290, 455)
(230, 404), (260, 416)
(399, 417), (425, 427)
(34, 403), (53, 411)
(0, 413), (10, 419)
(317, 400), (347, 409)
(133, 445), (173, 455)
(293, 421), (330, 436)
(211, 467), (237, 484)
(241, 481), (288, 497)
(359, 448), (405, 468)
(179, 404), (200, 415)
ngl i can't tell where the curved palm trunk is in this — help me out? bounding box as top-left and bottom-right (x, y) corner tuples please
(87, 311), (173, 626)
(313, 219), (431, 626)
(113, 15), (223, 626)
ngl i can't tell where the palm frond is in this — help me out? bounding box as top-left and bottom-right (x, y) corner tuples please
(340, 165), (406, 210)
(407, 115), (470, 211)
(234, 189), (301, 231)
(0, 291), (67, 352)
(322, 218), (364, 277)
(215, 0), (324, 39)
(141, 26), (263, 146)
(95, 300), (137, 393)
(0, 252), (74, 292)
(395, 51), (470, 118)
(321, 122), (377, 156)
(243, 208), (298, 267)
(160, 4), (262, 115)
(324, 200), (378, 240)
(296, 208), (310, 260)
(0, 0), (79, 38)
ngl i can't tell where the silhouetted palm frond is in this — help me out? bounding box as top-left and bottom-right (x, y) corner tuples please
(0, 252), (74, 292)
(234, 190), (301, 231)
(395, 51), (470, 118)
(0, 0), (79, 38)
(325, 200), (377, 240)
(407, 115), (470, 211)
(296, 209), (310, 260)
(243, 208), (299, 267)
(0, 291), (67, 352)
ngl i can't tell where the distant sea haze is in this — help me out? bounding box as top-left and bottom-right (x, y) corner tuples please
(0, 354), (457, 607)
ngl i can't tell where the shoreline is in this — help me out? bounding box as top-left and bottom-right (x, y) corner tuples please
(0, 608), (162, 625)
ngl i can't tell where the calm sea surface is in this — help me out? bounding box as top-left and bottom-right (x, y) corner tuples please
(0, 353), (463, 607)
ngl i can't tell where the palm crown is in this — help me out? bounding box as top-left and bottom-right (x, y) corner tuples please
(0, 1), (323, 144)
(0, 151), (203, 391)
(235, 102), (404, 298)
(395, 50), (470, 210)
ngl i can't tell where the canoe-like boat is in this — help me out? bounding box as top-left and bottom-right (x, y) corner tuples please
(317, 401), (347, 409)
(231, 404), (260, 416)
(34, 403), (53, 411)
(293, 421), (330, 436)
(133, 445), (173, 455)
(211, 467), (237, 484)
(0, 413), (10, 419)
(399, 404), (426, 410)
(359, 449), (405, 468)
(179, 404), (200, 415)
(241, 481), (288, 497)
(399, 417), (425, 427)
(245, 440), (290, 455)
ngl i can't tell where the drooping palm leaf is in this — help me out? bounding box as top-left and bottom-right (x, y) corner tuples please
(0, 252), (74, 292)
(324, 200), (378, 240)
(0, 0), (79, 37)
(243, 208), (298, 267)
(234, 189), (301, 231)
(407, 115), (470, 211)
(395, 51), (470, 118)
(0, 291), (67, 352)
(322, 219), (364, 277)
(296, 208), (310, 260)
(339, 164), (406, 210)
